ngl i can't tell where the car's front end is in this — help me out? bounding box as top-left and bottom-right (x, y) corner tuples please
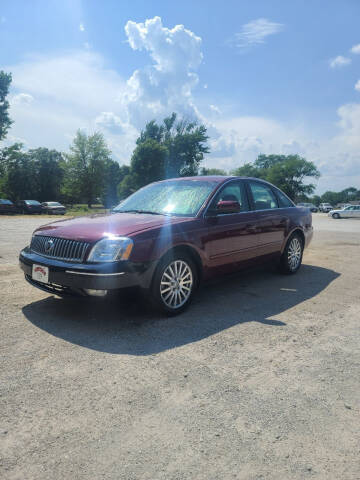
(18, 178), (218, 303)
(19, 230), (156, 297)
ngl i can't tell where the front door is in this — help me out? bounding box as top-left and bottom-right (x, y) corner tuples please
(204, 180), (259, 270)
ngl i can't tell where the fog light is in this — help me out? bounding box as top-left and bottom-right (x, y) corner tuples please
(84, 289), (108, 297)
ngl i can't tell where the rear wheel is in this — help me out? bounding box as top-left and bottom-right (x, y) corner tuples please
(149, 253), (198, 315)
(279, 233), (304, 274)
(332, 213), (340, 219)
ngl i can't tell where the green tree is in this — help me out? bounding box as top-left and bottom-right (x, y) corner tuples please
(231, 162), (264, 179)
(199, 167), (227, 176)
(119, 113), (210, 198)
(0, 144), (36, 200)
(28, 148), (64, 201)
(132, 139), (167, 186)
(309, 195), (321, 207)
(63, 130), (111, 207)
(0, 71), (13, 141)
(117, 172), (137, 200)
(101, 162), (130, 208)
(0, 144), (65, 201)
(232, 154), (320, 200)
(161, 114), (210, 177)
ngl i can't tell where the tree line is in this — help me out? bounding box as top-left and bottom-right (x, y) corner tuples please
(1, 68), (358, 208)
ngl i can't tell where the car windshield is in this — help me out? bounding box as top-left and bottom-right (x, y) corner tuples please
(0, 199), (13, 205)
(46, 202), (62, 206)
(25, 200), (41, 205)
(114, 180), (217, 217)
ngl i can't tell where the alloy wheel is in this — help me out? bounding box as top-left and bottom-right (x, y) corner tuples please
(160, 260), (193, 309)
(287, 237), (302, 271)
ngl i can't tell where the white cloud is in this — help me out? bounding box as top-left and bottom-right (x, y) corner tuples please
(12, 93), (34, 105)
(95, 111), (125, 134)
(122, 16), (203, 127)
(79, 23), (85, 32)
(204, 107), (360, 192)
(5, 51), (134, 159)
(8, 51), (126, 113)
(350, 44), (360, 54)
(329, 55), (351, 68)
(355, 80), (360, 92)
(231, 18), (283, 49)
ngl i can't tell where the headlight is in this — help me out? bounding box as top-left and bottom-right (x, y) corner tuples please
(87, 236), (133, 263)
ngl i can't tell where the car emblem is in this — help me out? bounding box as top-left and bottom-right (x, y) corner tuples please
(44, 239), (54, 253)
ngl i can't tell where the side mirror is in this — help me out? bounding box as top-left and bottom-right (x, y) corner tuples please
(216, 200), (241, 214)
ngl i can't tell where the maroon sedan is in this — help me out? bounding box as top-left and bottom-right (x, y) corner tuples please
(19, 176), (313, 314)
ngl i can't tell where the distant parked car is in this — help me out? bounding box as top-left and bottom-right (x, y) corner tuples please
(329, 205), (360, 219)
(41, 202), (66, 215)
(0, 198), (16, 214)
(16, 200), (43, 214)
(297, 202), (318, 213)
(319, 203), (333, 213)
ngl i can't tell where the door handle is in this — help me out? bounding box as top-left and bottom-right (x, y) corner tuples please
(246, 224), (258, 233)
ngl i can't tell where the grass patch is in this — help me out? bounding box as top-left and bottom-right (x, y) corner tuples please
(65, 204), (109, 217)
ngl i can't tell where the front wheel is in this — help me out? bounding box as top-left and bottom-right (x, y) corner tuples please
(149, 253), (198, 315)
(279, 233), (304, 274)
(332, 213), (340, 219)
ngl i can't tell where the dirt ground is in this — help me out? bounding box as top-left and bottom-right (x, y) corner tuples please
(0, 214), (359, 480)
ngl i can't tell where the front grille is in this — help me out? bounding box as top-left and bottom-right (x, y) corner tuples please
(30, 235), (90, 262)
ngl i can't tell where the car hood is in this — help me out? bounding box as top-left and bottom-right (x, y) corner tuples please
(34, 212), (191, 243)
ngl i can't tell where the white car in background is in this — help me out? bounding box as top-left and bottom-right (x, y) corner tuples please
(319, 202), (333, 213)
(328, 205), (360, 219)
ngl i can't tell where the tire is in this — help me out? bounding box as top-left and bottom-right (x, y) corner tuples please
(332, 213), (340, 219)
(148, 252), (198, 315)
(279, 233), (304, 275)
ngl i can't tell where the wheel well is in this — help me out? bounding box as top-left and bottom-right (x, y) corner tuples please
(159, 245), (203, 284)
(291, 228), (305, 247)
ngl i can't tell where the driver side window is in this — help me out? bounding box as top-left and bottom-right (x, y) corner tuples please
(207, 181), (249, 214)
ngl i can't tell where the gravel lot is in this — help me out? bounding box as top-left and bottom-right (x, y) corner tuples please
(1, 214), (359, 479)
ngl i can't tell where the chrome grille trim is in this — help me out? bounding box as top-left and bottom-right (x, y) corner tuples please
(30, 235), (90, 262)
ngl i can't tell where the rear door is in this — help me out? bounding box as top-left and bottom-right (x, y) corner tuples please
(246, 180), (288, 256)
(205, 180), (259, 269)
(348, 206), (360, 217)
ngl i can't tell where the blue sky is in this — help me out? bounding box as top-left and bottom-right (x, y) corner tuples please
(1, 0), (360, 192)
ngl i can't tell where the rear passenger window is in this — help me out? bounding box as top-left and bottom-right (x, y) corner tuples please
(248, 182), (278, 210)
(276, 189), (294, 208)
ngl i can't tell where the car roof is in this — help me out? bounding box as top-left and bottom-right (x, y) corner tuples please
(154, 175), (274, 185)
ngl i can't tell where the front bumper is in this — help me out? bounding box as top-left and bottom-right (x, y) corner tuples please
(19, 247), (155, 295)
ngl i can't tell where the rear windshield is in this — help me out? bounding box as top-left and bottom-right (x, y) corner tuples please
(25, 200), (41, 205)
(0, 199), (13, 205)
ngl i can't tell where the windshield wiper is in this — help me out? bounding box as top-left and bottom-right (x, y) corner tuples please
(116, 209), (169, 216)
